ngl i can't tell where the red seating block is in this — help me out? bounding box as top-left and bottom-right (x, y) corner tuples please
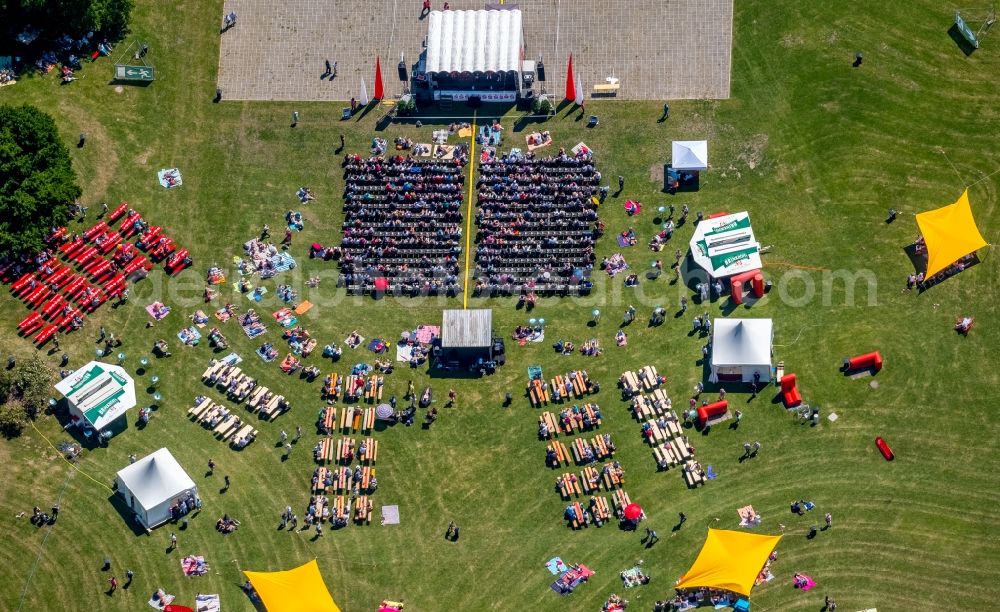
(844, 351), (883, 372)
(780, 374), (802, 407)
(108, 202), (129, 222)
(697, 400), (729, 425)
(34, 324), (58, 346)
(84, 221), (109, 242)
(875, 437), (894, 461)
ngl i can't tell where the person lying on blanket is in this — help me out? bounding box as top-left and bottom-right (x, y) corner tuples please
(346, 331), (362, 348)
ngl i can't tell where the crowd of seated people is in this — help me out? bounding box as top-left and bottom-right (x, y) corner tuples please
(338, 154), (467, 296)
(473, 147), (603, 296)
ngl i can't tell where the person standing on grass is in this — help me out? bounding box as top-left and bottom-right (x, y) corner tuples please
(743, 442), (752, 458)
(108, 575), (118, 593)
(284, 443), (293, 458)
(678, 512), (686, 525)
(294, 426), (302, 443)
(447, 389), (457, 407)
(169, 532), (177, 550)
(279, 430), (288, 443)
(223, 475), (231, 490)
(752, 441), (761, 456)
(680, 296), (688, 313)
(618, 175), (625, 191)
(207, 458), (215, 475)
(825, 512), (833, 529)
(340, 134), (346, 149)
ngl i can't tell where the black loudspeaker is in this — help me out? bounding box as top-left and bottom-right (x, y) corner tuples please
(537, 61), (546, 81)
(397, 62), (407, 82)
(467, 96), (482, 108)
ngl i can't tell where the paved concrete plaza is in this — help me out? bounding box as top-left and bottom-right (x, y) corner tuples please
(218, 0), (732, 102)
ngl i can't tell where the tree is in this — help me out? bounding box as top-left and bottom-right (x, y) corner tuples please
(0, 354), (52, 437)
(1, 0), (134, 41)
(0, 105), (81, 258)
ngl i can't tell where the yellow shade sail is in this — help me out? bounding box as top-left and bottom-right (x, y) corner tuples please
(244, 559), (341, 612)
(675, 529), (781, 597)
(916, 190), (987, 278)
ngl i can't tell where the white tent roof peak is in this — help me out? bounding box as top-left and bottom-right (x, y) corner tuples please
(711, 318), (773, 367)
(116, 448), (196, 512)
(672, 140), (709, 171)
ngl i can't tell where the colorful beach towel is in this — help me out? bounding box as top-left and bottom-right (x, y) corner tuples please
(396, 344), (414, 362)
(545, 557), (568, 575)
(194, 593), (221, 612)
(294, 301), (314, 315)
(157, 168), (182, 189)
(178, 326), (201, 345)
(145, 302), (171, 320)
(147, 589), (176, 610)
(181, 555), (208, 576)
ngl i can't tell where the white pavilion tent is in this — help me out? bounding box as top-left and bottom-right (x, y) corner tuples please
(115, 448), (199, 529)
(710, 318), (773, 383)
(671, 140), (709, 171)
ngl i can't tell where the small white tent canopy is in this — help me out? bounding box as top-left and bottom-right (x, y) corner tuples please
(672, 140), (709, 171)
(426, 9), (522, 74)
(54, 361), (136, 431)
(710, 318), (773, 383)
(115, 448), (198, 529)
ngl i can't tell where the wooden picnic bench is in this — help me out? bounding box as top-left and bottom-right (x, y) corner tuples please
(581, 466), (601, 493)
(339, 405), (352, 432)
(217, 416), (243, 440)
(548, 441), (570, 467)
(558, 472), (582, 499)
(315, 467), (329, 493)
(362, 407), (375, 433)
(569, 501), (587, 529)
(653, 443), (678, 470)
(528, 378), (549, 406)
(571, 370), (587, 397)
(320, 407), (336, 431)
(593, 82), (620, 94)
(336, 436), (356, 464)
(361, 437), (378, 464)
(539, 412), (559, 438)
(334, 495), (349, 522)
(620, 370), (641, 395)
(262, 394), (285, 419)
(231, 424), (256, 448)
(323, 372), (340, 401)
(246, 386), (268, 411)
(591, 495), (611, 523)
(612, 490), (632, 518)
(219, 366), (241, 387)
(360, 465), (372, 491)
(601, 462), (623, 489)
(591, 434), (611, 459)
(188, 397), (213, 419)
(355, 495), (373, 524)
(683, 460), (706, 488)
(202, 360), (223, 380)
(572, 437), (595, 464)
(639, 365), (660, 391)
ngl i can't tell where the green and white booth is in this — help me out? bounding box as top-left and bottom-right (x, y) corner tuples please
(54, 361), (136, 436)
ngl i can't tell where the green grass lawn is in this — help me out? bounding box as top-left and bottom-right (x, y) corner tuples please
(1, 1), (999, 610)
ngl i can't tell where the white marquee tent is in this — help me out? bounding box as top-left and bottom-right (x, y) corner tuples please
(426, 9), (522, 74)
(671, 140), (709, 171)
(54, 361), (136, 432)
(115, 448), (198, 529)
(710, 318), (773, 383)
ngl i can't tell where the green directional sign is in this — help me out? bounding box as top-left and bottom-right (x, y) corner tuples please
(114, 64), (155, 82)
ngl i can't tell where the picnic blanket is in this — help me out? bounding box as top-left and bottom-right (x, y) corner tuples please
(146, 302), (171, 320)
(215, 308), (233, 322)
(247, 287), (267, 302)
(381, 505), (400, 525)
(178, 326), (201, 345)
(620, 566), (646, 588)
(458, 127), (472, 138)
(794, 575), (817, 591)
(181, 555), (209, 576)
(528, 365), (543, 380)
(294, 301), (313, 315)
(194, 593), (221, 612)
(432, 144), (456, 160)
(191, 310), (209, 327)
(616, 233), (635, 248)
(256, 344), (277, 362)
(368, 338), (388, 353)
(221, 352), (242, 365)
(706, 465), (718, 479)
(147, 589), (176, 609)
(571, 142), (591, 156)
(545, 557), (568, 575)
(157, 168), (182, 189)
(415, 325), (440, 344)
(395, 344), (414, 362)
(272, 308), (297, 328)
(266, 252), (296, 274)
(738, 505), (761, 528)
(606, 253), (629, 277)
(242, 320), (266, 339)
